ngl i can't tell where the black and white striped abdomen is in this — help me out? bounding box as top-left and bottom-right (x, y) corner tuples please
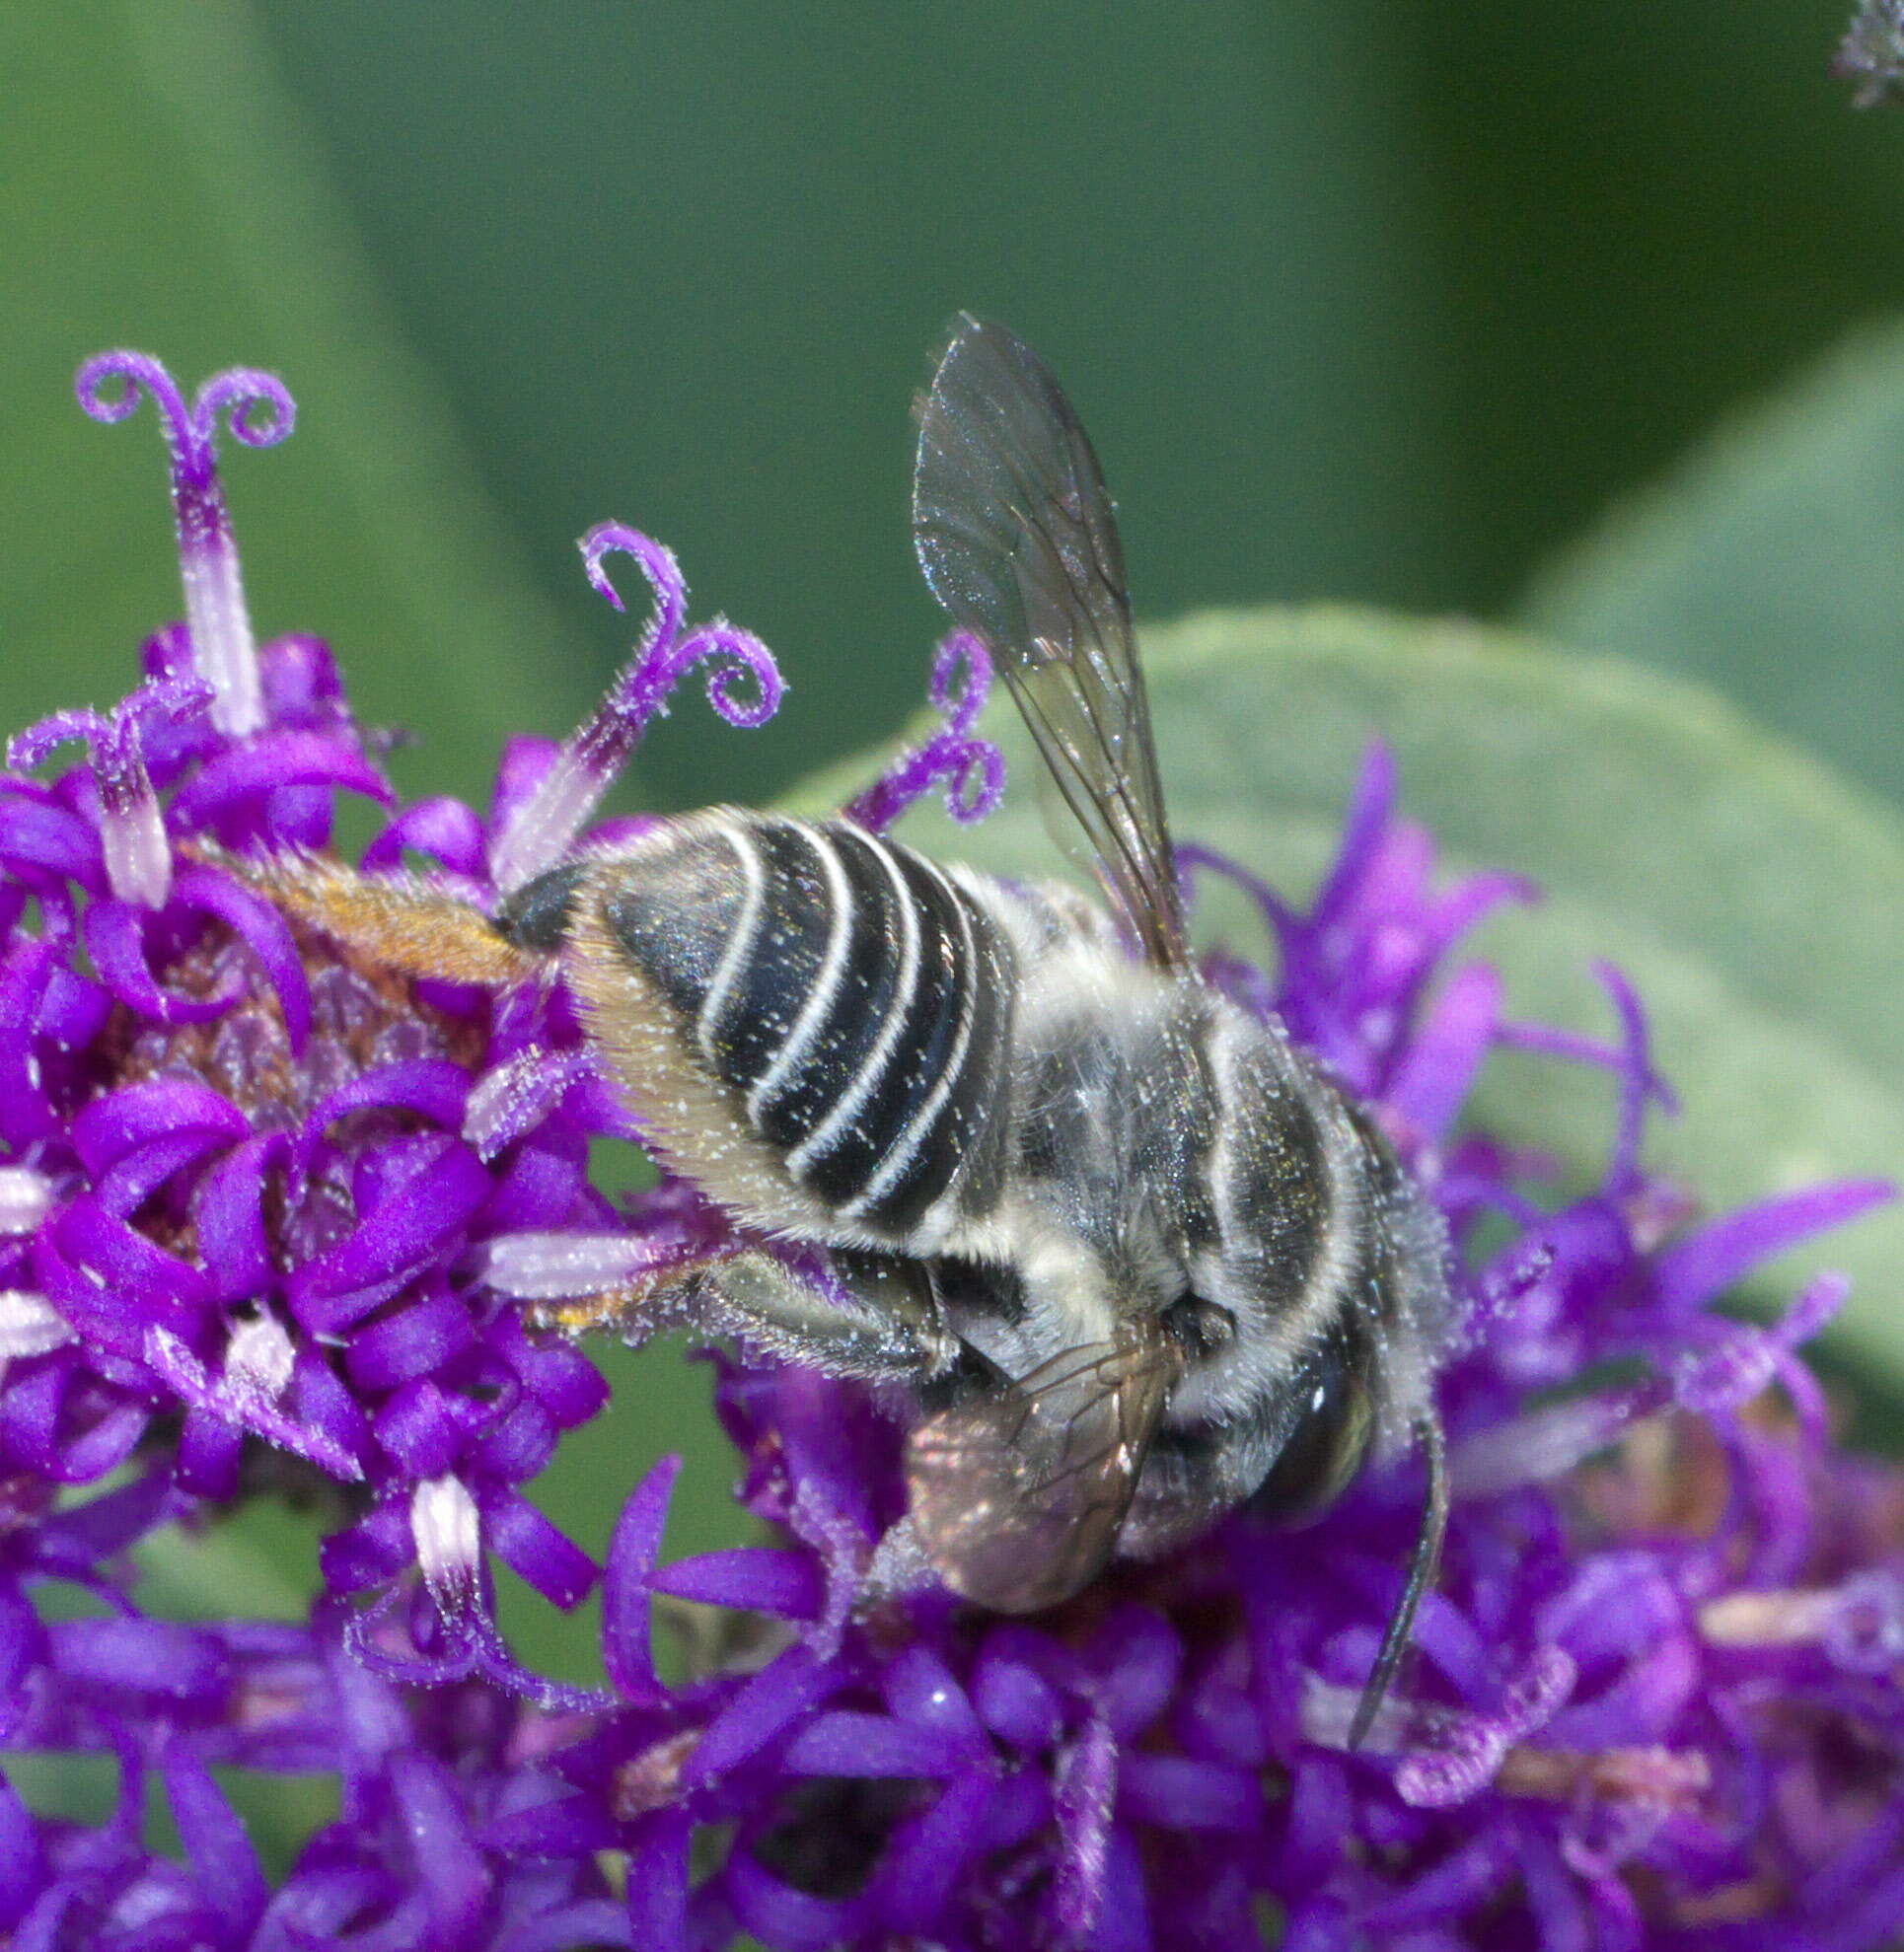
(555, 811), (1016, 1241)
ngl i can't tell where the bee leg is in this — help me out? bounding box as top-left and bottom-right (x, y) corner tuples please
(681, 1250), (961, 1385)
(1348, 1406), (1449, 1751)
(207, 848), (539, 987)
(527, 1241), (952, 1382)
(526, 1280), (692, 1342)
(515, 1241), (960, 1382)
(528, 1250), (958, 1384)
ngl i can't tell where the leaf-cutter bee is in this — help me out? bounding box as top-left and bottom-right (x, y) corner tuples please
(247, 318), (1456, 1743)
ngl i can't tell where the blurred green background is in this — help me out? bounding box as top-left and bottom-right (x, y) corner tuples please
(17, 0), (1904, 809)
(12, 0), (1904, 1702)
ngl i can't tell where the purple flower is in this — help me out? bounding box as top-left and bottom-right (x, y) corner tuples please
(1838, 1), (1904, 107)
(0, 353), (803, 1732)
(0, 346), (1900, 1949)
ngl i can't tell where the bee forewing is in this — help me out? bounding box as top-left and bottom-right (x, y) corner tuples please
(913, 317), (1189, 969)
(904, 1326), (1180, 1614)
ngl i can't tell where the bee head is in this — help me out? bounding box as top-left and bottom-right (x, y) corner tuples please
(1141, 1004), (1398, 1535)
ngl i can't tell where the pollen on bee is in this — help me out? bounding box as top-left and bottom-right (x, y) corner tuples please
(212, 848), (541, 989)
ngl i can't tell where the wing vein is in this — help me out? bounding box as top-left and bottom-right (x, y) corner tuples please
(913, 316), (1188, 967)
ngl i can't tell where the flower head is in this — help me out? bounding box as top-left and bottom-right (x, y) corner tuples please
(1838, 1), (1904, 108)
(0, 346), (1899, 1949)
(0, 350), (794, 1724)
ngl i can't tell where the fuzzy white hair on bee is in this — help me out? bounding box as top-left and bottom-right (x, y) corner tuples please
(232, 315), (1456, 1749)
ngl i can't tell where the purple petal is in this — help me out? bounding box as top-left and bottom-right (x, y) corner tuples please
(1089, 1830), (1152, 1952)
(603, 1455), (682, 1699)
(0, 1353), (148, 1482)
(341, 1283), (478, 1393)
(1087, 1606), (1182, 1739)
(172, 863), (314, 1050)
(371, 1380), (466, 1479)
(623, 1810), (691, 1952)
(321, 1502), (412, 1599)
(39, 1468), (177, 1564)
(1119, 1753), (1264, 1833)
(879, 1644), (986, 1753)
(974, 1640), (1065, 1751)
(287, 1139), (492, 1331)
(300, 1057), (473, 1162)
(1386, 962), (1501, 1143)
(863, 1767), (992, 1934)
(172, 731), (392, 831)
(143, 1326), (363, 1481)
(70, 1077), (250, 1177)
(192, 1133), (289, 1303)
(84, 898), (234, 1025)
(649, 1548), (823, 1622)
(176, 1404), (244, 1496)
(1652, 1180), (1895, 1312)
(93, 1128), (236, 1220)
(162, 1741), (267, 1938)
(723, 1848), (858, 1952)
(1359, 1825), (1515, 1932)
(496, 1315), (611, 1427)
(500, 1900), (635, 1952)
(480, 1792), (622, 1860)
(0, 1771), (46, 1929)
(362, 794), (488, 878)
(49, 1616), (232, 1705)
(679, 1647), (843, 1789)
(0, 787), (106, 887)
(1309, 743), (1397, 931)
(49, 1200), (213, 1347)
(780, 1709), (974, 1779)
(390, 1749), (492, 1946)
(480, 1490), (598, 1611)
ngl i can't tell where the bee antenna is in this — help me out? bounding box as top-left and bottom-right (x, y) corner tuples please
(1348, 1406), (1449, 1751)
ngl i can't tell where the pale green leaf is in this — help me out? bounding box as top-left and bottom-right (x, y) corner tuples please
(792, 607), (1904, 1387)
(1528, 322), (1904, 813)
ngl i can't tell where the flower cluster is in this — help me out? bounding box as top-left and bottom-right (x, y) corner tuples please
(1838, 0), (1904, 107)
(0, 349), (1900, 1949)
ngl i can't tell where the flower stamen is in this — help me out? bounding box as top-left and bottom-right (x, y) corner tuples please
(846, 630), (1005, 831)
(1700, 1571), (1904, 1673)
(76, 353), (294, 740)
(9, 673), (211, 905)
(0, 1168), (52, 1235)
(487, 521), (783, 891)
(411, 1473), (482, 1623)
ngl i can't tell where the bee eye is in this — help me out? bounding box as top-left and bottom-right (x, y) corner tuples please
(1162, 1293), (1234, 1357)
(1250, 1340), (1374, 1524)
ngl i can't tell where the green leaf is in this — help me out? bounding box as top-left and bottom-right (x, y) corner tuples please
(1527, 320), (1904, 813)
(792, 607), (1904, 1388)
(0, 0), (599, 804)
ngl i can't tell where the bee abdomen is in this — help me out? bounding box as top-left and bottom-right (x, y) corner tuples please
(602, 812), (1014, 1237)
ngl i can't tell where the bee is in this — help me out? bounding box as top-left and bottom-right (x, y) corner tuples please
(249, 318), (1455, 1742)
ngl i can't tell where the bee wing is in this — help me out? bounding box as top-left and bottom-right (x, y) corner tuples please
(905, 1327), (1180, 1613)
(913, 317), (1189, 969)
